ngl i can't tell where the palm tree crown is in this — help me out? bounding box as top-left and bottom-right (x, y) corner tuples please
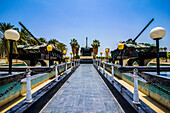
(91, 39), (100, 56)
(91, 39), (100, 48)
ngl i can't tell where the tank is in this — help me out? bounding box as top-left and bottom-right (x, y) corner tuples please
(111, 18), (167, 66)
(12, 22), (62, 66)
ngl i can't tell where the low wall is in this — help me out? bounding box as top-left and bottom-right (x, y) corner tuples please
(104, 63), (170, 109)
(0, 63), (72, 108)
(21, 71), (55, 95)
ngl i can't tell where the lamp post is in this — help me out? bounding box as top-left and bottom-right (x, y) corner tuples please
(63, 50), (67, 62)
(100, 51), (103, 61)
(150, 27), (166, 75)
(105, 49), (109, 62)
(70, 52), (73, 69)
(118, 43), (124, 67)
(63, 50), (67, 72)
(4, 29), (20, 75)
(70, 52), (73, 61)
(47, 45), (53, 67)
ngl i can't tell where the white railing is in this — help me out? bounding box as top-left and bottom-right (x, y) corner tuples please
(25, 60), (80, 103)
(93, 60), (140, 105)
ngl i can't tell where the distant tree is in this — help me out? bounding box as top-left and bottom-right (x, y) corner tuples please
(56, 42), (67, 53)
(164, 47), (167, 52)
(38, 37), (47, 43)
(48, 39), (59, 47)
(91, 39), (100, 56)
(76, 44), (80, 56)
(17, 28), (29, 45)
(70, 38), (78, 56)
(159, 47), (163, 52)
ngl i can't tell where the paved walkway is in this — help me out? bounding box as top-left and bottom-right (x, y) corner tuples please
(41, 64), (124, 113)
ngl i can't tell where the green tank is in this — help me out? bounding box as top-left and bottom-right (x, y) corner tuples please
(111, 18), (167, 66)
(13, 22), (62, 66)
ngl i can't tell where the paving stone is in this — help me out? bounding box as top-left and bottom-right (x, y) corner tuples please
(41, 64), (124, 113)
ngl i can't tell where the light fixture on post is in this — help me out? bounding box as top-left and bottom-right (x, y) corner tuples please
(4, 29), (20, 75)
(70, 52), (73, 61)
(100, 51), (103, 61)
(63, 50), (67, 62)
(47, 45), (53, 67)
(105, 49), (109, 62)
(118, 43), (124, 67)
(70, 52), (73, 69)
(150, 27), (166, 75)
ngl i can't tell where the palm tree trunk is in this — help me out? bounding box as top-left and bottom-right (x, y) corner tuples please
(93, 47), (98, 55)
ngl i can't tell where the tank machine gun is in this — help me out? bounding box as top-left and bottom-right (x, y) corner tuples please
(13, 22), (62, 66)
(111, 18), (167, 66)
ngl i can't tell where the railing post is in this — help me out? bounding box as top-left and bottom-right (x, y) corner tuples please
(74, 60), (75, 67)
(98, 60), (100, 70)
(103, 62), (105, 75)
(71, 61), (72, 69)
(65, 62), (67, 74)
(133, 68), (140, 105)
(55, 65), (58, 81)
(97, 60), (98, 68)
(111, 65), (114, 81)
(26, 68), (32, 103)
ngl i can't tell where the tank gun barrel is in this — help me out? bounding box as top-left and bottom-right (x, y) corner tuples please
(132, 18), (154, 43)
(19, 22), (42, 45)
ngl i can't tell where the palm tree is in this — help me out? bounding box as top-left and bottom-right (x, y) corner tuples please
(76, 44), (80, 56)
(70, 38), (78, 56)
(48, 39), (59, 47)
(164, 47), (167, 52)
(0, 22), (18, 58)
(38, 37), (47, 43)
(91, 39), (100, 56)
(159, 47), (163, 52)
(17, 28), (29, 45)
(56, 42), (67, 53)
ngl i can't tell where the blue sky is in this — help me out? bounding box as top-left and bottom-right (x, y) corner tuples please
(0, 0), (170, 56)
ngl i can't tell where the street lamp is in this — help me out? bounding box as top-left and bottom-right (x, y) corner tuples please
(63, 50), (67, 62)
(4, 29), (20, 75)
(47, 45), (53, 67)
(70, 52), (73, 61)
(105, 49), (109, 57)
(100, 52), (103, 61)
(118, 43), (124, 67)
(150, 27), (166, 75)
(105, 49), (109, 62)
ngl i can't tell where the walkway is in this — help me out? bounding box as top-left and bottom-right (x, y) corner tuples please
(41, 64), (124, 113)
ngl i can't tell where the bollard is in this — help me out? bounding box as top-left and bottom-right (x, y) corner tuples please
(26, 68), (32, 103)
(111, 65), (114, 81)
(65, 62), (67, 74)
(133, 68), (140, 104)
(55, 65), (58, 81)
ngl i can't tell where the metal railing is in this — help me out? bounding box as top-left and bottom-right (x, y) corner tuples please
(0, 60), (80, 103)
(93, 59), (168, 105)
